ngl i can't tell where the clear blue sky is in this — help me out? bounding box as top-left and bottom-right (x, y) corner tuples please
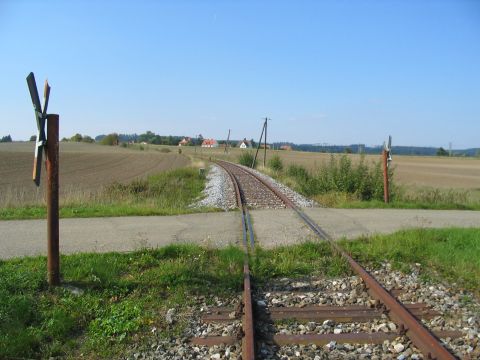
(1, 0), (479, 148)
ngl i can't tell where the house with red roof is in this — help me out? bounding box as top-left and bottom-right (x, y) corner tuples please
(201, 138), (218, 148)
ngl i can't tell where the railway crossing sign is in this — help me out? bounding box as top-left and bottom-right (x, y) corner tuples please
(383, 135), (392, 167)
(26, 72), (50, 186)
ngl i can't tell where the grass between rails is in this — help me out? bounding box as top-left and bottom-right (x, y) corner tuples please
(340, 228), (480, 294)
(0, 167), (218, 220)
(0, 242), (347, 359)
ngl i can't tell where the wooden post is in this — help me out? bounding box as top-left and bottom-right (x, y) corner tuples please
(46, 114), (60, 285)
(382, 148), (389, 203)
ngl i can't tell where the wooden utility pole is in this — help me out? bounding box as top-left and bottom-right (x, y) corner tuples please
(225, 129), (231, 154)
(263, 118), (267, 167)
(252, 117), (269, 168)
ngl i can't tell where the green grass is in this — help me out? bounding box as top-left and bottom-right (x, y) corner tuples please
(341, 228), (480, 293)
(0, 242), (350, 359)
(252, 242), (350, 282)
(0, 244), (245, 359)
(0, 167), (217, 220)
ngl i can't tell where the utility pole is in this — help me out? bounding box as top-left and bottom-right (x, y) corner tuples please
(264, 118), (268, 167)
(252, 117), (269, 168)
(225, 129), (231, 154)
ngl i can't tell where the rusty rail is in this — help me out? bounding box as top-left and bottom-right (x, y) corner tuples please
(219, 160), (457, 360)
(219, 160), (256, 359)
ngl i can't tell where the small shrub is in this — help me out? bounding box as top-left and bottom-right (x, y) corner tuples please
(238, 151), (256, 168)
(268, 155), (283, 172)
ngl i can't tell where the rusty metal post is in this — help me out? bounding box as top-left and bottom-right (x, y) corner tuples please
(382, 149), (389, 203)
(46, 114), (60, 286)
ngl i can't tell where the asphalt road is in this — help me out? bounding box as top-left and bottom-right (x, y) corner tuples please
(1, 208), (479, 259)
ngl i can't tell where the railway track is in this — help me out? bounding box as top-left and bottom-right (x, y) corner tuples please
(192, 160), (462, 359)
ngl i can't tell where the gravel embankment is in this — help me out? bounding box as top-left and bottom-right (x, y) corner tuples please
(192, 165), (237, 210)
(193, 164), (316, 210)
(237, 165), (316, 208)
(126, 263), (479, 359)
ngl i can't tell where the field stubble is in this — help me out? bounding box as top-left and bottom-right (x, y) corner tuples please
(0, 142), (189, 207)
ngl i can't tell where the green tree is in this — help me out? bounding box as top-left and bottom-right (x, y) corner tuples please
(100, 133), (119, 146)
(70, 133), (83, 142)
(29, 135), (37, 141)
(82, 135), (95, 143)
(0, 135), (12, 143)
(436, 147), (449, 156)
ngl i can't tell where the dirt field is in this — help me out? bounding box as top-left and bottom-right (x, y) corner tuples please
(0, 142), (190, 206)
(176, 145), (480, 190)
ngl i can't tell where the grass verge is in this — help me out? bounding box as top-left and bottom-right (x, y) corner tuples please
(340, 228), (480, 294)
(259, 155), (480, 210)
(0, 244), (245, 359)
(0, 167), (217, 220)
(0, 242), (348, 359)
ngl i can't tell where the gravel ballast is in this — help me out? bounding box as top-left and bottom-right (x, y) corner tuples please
(193, 164), (316, 211)
(193, 165), (237, 210)
(127, 263), (479, 359)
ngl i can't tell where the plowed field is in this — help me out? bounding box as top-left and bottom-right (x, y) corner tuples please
(0, 142), (189, 206)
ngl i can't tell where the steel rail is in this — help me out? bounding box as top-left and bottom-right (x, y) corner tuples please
(219, 160), (457, 360)
(217, 161), (255, 360)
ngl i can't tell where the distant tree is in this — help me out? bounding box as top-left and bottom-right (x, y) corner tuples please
(30, 135), (37, 142)
(82, 135), (95, 143)
(100, 133), (119, 146)
(344, 147), (353, 154)
(70, 133), (83, 142)
(436, 147), (449, 156)
(0, 135), (12, 143)
(61, 137), (69, 142)
(250, 138), (256, 148)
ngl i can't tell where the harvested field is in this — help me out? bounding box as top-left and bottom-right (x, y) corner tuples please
(0, 142), (189, 206)
(177, 146), (480, 190)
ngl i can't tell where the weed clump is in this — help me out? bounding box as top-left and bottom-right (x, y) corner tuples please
(268, 155), (284, 172)
(284, 155), (390, 201)
(238, 151), (256, 168)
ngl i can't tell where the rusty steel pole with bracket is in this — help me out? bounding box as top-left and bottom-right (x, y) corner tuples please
(26, 72), (60, 286)
(382, 135), (392, 203)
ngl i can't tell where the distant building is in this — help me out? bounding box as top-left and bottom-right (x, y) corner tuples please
(259, 144), (271, 149)
(238, 138), (252, 149)
(178, 137), (192, 146)
(280, 145), (292, 151)
(201, 139), (219, 148)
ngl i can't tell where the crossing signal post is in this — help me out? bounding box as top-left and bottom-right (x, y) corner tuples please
(27, 72), (60, 286)
(382, 135), (392, 203)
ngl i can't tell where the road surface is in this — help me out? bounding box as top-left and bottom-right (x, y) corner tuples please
(1, 208), (479, 259)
